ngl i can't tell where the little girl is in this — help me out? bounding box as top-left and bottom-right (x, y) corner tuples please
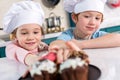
(3, 1), (56, 66)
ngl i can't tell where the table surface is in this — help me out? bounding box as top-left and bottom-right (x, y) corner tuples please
(85, 47), (120, 80)
(0, 47), (120, 80)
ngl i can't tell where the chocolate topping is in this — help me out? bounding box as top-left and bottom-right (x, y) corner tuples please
(69, 50), (88, 61)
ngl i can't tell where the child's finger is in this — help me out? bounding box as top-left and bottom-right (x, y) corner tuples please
(56, 49), (64, 64)
(48, 45), (59, 51)
(66, 41), (81, 51)
(63, 49), (70, 61)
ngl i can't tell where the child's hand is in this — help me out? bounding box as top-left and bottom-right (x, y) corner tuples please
(39, 42), (48, 50)
(49, 40), (69, 52)
(49, 40), (82, 64)
(66, 40), (82, 51)
(25, 54), (41, 66)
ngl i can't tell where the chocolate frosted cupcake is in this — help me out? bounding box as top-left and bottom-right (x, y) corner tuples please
(30, 59), (57, 80)
(59, 50), (89, 80)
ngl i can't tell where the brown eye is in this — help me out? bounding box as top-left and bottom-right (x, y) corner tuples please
(34, 31), (39, 34)
(21, 32), (28, 35)
(95, 17), (101, 20)
(84, 15), (90, 18)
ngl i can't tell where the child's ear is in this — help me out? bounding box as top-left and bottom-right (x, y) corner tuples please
(71, 13), (78, 24)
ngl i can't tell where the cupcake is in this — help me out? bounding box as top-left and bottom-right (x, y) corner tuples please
(59, 50), (89, 80)
(30, 59), (57, 80)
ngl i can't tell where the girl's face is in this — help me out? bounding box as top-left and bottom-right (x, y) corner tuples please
(72, 11), (103, 37)
(16, 24), (42, 51)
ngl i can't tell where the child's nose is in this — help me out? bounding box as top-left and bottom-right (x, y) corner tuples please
(89, 18), (96, 25)
(27, 34), (34, 40)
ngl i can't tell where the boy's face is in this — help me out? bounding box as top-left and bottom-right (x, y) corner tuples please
(16, 24), (42, 51)
(72, 11), (103, 37)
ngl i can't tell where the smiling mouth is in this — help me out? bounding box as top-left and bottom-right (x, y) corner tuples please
(26, 42), (36, 45)
(86, 27), (94, 31)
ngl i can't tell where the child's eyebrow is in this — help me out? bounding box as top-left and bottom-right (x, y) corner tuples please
(33, 28), (41, 31)
(20, 29), (27, 31)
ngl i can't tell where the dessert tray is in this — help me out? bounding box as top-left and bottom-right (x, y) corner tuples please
(19, 64), (101, 80)
(88, 64), (101, 80)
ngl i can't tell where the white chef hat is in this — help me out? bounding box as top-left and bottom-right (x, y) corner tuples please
(63, 0), (107, 14)
(3, 1), (44, 34)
